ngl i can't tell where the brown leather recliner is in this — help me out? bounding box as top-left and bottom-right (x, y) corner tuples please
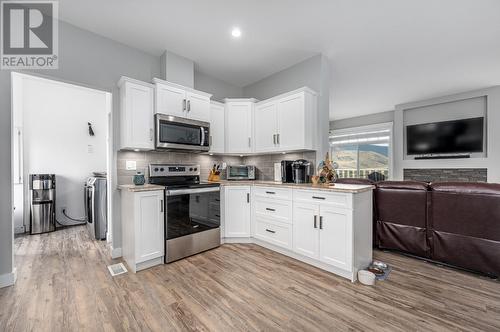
(429, 182), (500, 276)
(375, 181), (430, 257)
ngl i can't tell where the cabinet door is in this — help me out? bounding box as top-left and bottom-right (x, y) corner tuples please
(319, 205), (352, 271)
(293, 202), (319, 259)
(186, 92), (210, 122)
(254, 101), (278, 153)
(155, 83), (186, 117)
(224, 186), (251, 237)
(135, 191), (164, 263)
(225, 102), (253, 153)
(209, 103), (225, 153)
(121, 82), (154, 150)
(277, 92), (305, 151)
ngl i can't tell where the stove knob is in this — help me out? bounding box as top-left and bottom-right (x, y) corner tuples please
(154, 168), (159, 172)
(189, 168), (193, 171)
(160, 168), (165, 172)
(194, 167), (198, 171)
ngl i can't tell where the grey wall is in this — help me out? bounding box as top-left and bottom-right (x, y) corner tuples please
(330, 110), (395, 130)
(194, 70), (244, 102)
(242, 54), (330, 164)
(0, 21), (162, 277)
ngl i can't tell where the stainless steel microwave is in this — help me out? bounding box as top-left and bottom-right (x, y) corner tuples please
(155, 114), (210, 152)
(227, 165), (256, 180)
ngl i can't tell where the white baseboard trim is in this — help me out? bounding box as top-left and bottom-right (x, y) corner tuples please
(110, 246), (122, 259)
(222, 237), (252, 244)
(0, 268), (17, 288)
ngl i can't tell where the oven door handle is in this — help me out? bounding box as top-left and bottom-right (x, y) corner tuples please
(166, 187), (220, 196)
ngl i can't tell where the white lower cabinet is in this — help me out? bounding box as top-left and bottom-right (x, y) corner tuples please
(223, 186), (251, 238)
(254, 217), (292, 250)
(121, 189), (164, 273)
(292, 201), (320, 259)
(318, 205), (352, 271)
(222, 185), (373, 282)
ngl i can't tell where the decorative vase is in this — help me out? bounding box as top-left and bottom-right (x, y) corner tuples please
(133, 172), (145, 185)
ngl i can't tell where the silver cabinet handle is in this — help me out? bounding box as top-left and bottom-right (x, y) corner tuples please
(183, 99), (186, 111)
(160, 199), (164, 213)
(320, 216), (323, 230)
(248, 137), (251, 147)
(247, 193), (250, 203)
(150, 128), (154, 141)
(314, 215), (317, 228)
(265, 191), (275, 195)
(265, 229), (276, 234)
(312, 196), (326, 200)
(187, 100), (191, 112)
(277, 133), (280, 144)
(209, 135), (212, 147)
(265, 208), (275, 212)
(273, 134), (276, 145)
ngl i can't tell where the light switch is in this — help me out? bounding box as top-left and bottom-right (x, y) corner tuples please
(126, 160), (137, 171)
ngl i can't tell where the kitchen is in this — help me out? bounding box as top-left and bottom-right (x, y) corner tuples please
(117, 71), (374, 281)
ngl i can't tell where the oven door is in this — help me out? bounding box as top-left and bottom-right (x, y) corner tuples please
(165, 187), (220, 241)
(155, 114), (210, 151)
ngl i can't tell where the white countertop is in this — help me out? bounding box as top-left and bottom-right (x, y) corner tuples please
(117, 184), (165, 192)
(209, 180), (374, 194)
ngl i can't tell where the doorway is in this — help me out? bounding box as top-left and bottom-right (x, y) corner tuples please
(11, 72), (113, 246)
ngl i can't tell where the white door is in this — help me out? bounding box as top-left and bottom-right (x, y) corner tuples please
(224, 186), (251, 237)
(186, 92), (210, 122)
(277, 92), (305, 151)
(155, 83), (186, 117)
(254, 101), (278, 153)
(124, 82), (154, 150)
(209, 102), (225, 153)
(225, 102), (253, 153)
(319, 205), (352, 271)
(135, 191), (164, 263)
(293, 202), (319, 259)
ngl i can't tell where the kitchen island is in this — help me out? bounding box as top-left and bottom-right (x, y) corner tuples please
(219, 181), (374, 282)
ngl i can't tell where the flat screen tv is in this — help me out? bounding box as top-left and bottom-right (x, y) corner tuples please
(406, 117), (484, 155)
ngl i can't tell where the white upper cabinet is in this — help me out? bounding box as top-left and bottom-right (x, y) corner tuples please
(153, 78), (211, 122)
(254, 101), (278, 152)
(254, 88), (318, 154)
(185, 91), (210, 122)
(118, 77), (155, 151)
(155, 81), (186, 117)
(225, 99), (256, 154)
(209, 101), (225, 154)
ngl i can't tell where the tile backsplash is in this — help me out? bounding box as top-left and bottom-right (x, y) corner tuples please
(117, 150), (317, 184)
(117, 151), (242, 185)
(242, 151), (316, 181)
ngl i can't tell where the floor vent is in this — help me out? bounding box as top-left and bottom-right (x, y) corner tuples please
(107, 263), (128, 276)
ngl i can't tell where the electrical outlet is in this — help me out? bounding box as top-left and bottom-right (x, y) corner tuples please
(222, 162), (227, 169)
(126, 160), (137, 171)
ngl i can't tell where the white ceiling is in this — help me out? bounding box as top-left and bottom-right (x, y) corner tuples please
(58, 0), (500, 120)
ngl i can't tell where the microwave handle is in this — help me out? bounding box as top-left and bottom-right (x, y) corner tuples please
(201, 127), (205, 146)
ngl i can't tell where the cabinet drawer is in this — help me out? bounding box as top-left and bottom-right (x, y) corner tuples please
(253, 186), (291, 200)
(293, 189), (351, 209)
(253, 198), (292, 224)
(254, 218), (292, 250)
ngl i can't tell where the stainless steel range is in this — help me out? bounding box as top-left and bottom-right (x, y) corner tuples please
(149, 164), (220, 263)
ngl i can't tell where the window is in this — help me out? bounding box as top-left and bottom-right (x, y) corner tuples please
(330, 123), (393, 181)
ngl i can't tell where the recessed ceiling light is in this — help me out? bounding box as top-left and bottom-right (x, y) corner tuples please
(231, 27), (242, 38)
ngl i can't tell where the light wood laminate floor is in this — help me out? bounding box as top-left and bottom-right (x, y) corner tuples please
(1, 226), (499, 331)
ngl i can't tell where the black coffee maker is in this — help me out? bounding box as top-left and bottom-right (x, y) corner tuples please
(281, 159), (311, 183)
